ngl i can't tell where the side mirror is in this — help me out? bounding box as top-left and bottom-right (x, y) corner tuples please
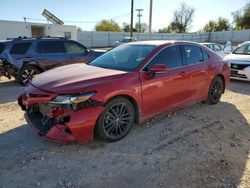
(223, 41), (232, 54)
(86, 48), (91, 54)
(148, 64), (168, 77)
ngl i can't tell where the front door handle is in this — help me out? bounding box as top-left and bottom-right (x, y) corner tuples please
(208, 65), (213, 70)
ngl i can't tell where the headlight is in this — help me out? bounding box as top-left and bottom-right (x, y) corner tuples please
(50, 92), (96, 104)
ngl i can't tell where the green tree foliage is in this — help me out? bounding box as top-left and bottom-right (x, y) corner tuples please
(170, 2), (195, 33)
(95, 20), (121, 32)
(122, 23), (130, 32)
(232, 2), (250, 29)
(158, 25), (173, 33)
(203, 17), (231, 32)
(77, 27), (83, 32)
(135, 22), (148, 33)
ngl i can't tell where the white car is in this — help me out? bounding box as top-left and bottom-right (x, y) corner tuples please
(201, 43), (227, 57)
(224, 41), (250, 81)
(113, 37), (137, 47)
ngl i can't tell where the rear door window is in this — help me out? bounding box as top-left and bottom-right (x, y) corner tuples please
(213, 44), (222, 51)
(10, 42), (32, 55)
(202, 50), (210, 61)
(182, 45), (204, 65)
(36, 41), (66, 54)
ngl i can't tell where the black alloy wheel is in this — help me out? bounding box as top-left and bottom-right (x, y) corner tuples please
(17, 65), (40, 86)
(95, 97), (135, 142)
(207, 77), (224, 105)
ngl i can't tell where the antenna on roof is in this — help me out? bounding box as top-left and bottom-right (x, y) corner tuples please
(42, 9), (64, 25)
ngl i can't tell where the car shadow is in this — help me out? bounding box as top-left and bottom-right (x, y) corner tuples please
(0, 79), (24, 104)
(228, 80), (250, 95)
(0, 102), (249, 187)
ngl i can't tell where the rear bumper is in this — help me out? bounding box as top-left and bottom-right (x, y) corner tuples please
(19, 93), (105, 144)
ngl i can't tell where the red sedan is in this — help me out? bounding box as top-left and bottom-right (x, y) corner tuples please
(18, 41), (230, 144)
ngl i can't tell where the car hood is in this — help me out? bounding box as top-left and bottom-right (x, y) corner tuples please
(224, 53), (250, 62)
(31, 64), (127, 94)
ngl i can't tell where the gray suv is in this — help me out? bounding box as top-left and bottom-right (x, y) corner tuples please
(0, 37), (104, 85)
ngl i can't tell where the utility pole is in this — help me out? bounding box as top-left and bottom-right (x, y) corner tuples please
(130, 0), (134, 37)
(149, 0), (153, 39)
(136, 9), (143, 33)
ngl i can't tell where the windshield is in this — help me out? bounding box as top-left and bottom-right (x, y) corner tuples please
(232, 44), (250, 55)
(89, 44), (156, 71)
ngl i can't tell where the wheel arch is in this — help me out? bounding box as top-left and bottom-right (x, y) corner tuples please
(214, 74), (225, 93)
(22, 61), (44, 73)
(104, 94), (141, 125)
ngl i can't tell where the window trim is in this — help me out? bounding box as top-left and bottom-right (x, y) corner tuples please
(181, 44), (206, 66)
(141, 43), (210, 73)
(35, 40), (66, 54)
(141, 44), (184, 72)
(10, 42), (32, 55)
(63, 41), (87, 54)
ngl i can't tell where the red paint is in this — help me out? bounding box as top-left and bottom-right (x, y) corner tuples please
(19, 41), (230, 144)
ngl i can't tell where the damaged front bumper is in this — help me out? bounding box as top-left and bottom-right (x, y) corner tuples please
(18, 86), (105, 144)
(0, 59), (18, 79)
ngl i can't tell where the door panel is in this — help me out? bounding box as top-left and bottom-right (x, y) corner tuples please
(140, 45), (189, 118)
(36, 40), (71, 70)
(36, 53), (71, 70)
(140, 68), (189, 118)
(182, 45), (212, 101)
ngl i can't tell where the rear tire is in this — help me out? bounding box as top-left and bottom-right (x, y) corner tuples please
(16, 65), (40, 86)
(95, 97), (135, 142)
(207, 77), (224, 105)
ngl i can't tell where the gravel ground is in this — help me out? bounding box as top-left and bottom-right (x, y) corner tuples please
(0, 78), (249, 188)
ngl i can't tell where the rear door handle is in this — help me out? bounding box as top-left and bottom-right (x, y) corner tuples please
(179, 72), (185, 76)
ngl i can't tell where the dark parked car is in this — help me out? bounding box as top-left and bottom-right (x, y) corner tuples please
(18, 41), (230, 144)
(0, 37), (104, 85)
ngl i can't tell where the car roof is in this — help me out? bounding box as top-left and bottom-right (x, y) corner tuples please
(0, 39), (11, 43)
(201, 42), (220, 45)
(129, 40), (201, 46)
(241, 41), (250, 45)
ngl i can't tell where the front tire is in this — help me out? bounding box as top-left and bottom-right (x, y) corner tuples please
(17, 65), (40, 86)
(207, 77), (224, 105)
(95, 97), (135, 142)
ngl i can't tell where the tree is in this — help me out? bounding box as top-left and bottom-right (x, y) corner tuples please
(158, 25), (173, 33)
(122, 23), (130, 32)
(135, 22), (148, 33)
(95, 20), (121, 32)
(203, 17), (230, 32)
(232, 2), (250, 29)
(216, 17), (230, 31)
(77, 27), (83, 32)
(170, 2), (195, 33)
(203, 21), (217, 32)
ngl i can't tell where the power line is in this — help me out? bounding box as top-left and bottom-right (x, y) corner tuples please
(24, 11), (131, 25)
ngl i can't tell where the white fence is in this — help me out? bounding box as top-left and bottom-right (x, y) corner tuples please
(77, 30), (250, 47)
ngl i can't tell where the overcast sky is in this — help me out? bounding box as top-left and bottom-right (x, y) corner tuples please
(0, 0), (248, 32)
